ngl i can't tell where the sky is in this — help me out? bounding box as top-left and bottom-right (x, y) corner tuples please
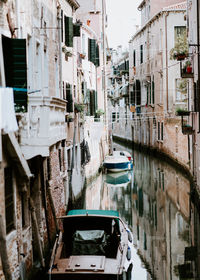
(106, 0), (141, 51)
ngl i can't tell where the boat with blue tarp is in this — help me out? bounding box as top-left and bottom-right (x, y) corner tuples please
(48, 209), (133, 280)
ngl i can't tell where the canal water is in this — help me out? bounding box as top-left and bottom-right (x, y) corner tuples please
(83, 142), (191, 280)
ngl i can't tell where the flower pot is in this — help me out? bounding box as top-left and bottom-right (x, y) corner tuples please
(186, 66), (192, 73)
(176, 54), (186, 61)
(182, 125), (194, 135)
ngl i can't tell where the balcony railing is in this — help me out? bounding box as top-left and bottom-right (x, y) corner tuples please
(18, 95), (67, 159)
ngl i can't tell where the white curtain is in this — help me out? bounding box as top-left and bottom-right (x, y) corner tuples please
(0, 87), (18, 133)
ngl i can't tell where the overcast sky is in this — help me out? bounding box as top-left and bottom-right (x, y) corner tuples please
(106, 0), (141, 51)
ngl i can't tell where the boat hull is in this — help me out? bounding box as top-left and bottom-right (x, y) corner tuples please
(103, 161), (133, 172)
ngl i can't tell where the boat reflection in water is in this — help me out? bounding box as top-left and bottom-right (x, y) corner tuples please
(105, 171), (132, 188)
(84, 144), (192, 279)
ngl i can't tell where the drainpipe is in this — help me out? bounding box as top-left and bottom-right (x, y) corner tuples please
(165, 12), (169, 112)
(57, 2), (62, 98)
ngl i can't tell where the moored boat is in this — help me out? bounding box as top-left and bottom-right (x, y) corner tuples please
(103, 150), (133, 173)
(48, 209), (133, 280)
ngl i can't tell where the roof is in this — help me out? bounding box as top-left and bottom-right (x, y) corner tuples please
(163, 1), (187, 11)
(129, 2), (186, 43)
(67, 0), (80, 10)
(67, 209), (119, 217)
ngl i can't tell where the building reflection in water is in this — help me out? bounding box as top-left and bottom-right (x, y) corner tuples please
(84, 146), (192, 279)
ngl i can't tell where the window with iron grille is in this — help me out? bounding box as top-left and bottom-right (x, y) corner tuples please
(4, 167), (15, 234)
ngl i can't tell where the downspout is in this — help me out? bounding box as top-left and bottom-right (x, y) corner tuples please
(165, 12), (169, 112)
(57, 2), (62, 98)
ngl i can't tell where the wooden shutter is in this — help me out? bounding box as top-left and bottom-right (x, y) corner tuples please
(88, 39), (96, 64)
(152, 77), (155, 104)
(90, 90), (95, 116)
(95, 43), (100, 66)
(66, 84), (73, 112)
(2, 35), (27, 112)
(73, 23), (80, 37)
(65, 16), (73, 47)
(61, 10), (64, 43)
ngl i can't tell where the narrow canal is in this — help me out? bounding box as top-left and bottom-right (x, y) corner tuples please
(81, 142), (191, 280)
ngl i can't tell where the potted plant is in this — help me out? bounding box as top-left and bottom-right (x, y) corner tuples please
(65, 114), (74, 123)
(80, 53), (86, 59)
(95, 109), (104, 121)
(170, 30), (188, 61)
(186, 61), (192, 73)
(74, 102), (85, 113)
(182, 124), (194, 135)
(176, 108), (190, 116)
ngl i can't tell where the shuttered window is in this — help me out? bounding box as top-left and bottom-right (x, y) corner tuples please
(90, 90), (95, 116)
(73, 23), (80, 37)
(66, 84), (73, 112)
(95, 43), (100, 66)
(89, 39), (100, 66)
(64, 16), (73, 47)
(4, 167), (15, 234)
(88, 39), (96, 65)
(61, 10), (64, 43)
(2, 35), (27, 112)
(140, 45), (143, 64)
(152, 76), (155, 104)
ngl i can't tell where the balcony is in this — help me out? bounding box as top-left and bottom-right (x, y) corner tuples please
(18, 94), (67, 159)
(180, 60), (194, 78)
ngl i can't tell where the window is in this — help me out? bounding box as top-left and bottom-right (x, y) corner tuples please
(158, 121), (160, 140)
(112, 112), (116, 122)
(152, 76), (155, 104)
(2, 36), (27, 112)
(161, 122), (164, 140)
(4, 167), (15, 234)
(67, 149), (71, 170)
(140, 45), (143, 64)
(61, 10), (63, 42)
(66, 84), (73, 112)
(133, 50), (136, 67)
(175, 78), (187, 102)
(64, 16), (73, 47)
(174, 26), (186, 44)
(59, 149), (62, 172)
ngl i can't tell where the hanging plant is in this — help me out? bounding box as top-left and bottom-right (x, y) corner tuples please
(170, 30), (189, 61)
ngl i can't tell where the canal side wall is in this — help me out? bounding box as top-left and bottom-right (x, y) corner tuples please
(84, 117), (109, 183)
(112, 120), (193, 181)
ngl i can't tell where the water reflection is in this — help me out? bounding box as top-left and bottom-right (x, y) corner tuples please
(84, 144), (191, 280)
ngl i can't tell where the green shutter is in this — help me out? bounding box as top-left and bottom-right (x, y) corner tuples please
(73, 23), (80, 37)
(152, 78), (155, 104)
(65, 16), (73, 47)
(94, 91), (97, 112)
(2, 35), (27, 112)
(95, 43), (100, 66)
(66, 84), (73, 112)
(90, 90), (95, 116)
(88, 39), (96, 64)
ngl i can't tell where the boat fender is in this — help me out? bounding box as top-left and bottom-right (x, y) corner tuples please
(126, 230), (132, 243)
(127, 246), (131, 261)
